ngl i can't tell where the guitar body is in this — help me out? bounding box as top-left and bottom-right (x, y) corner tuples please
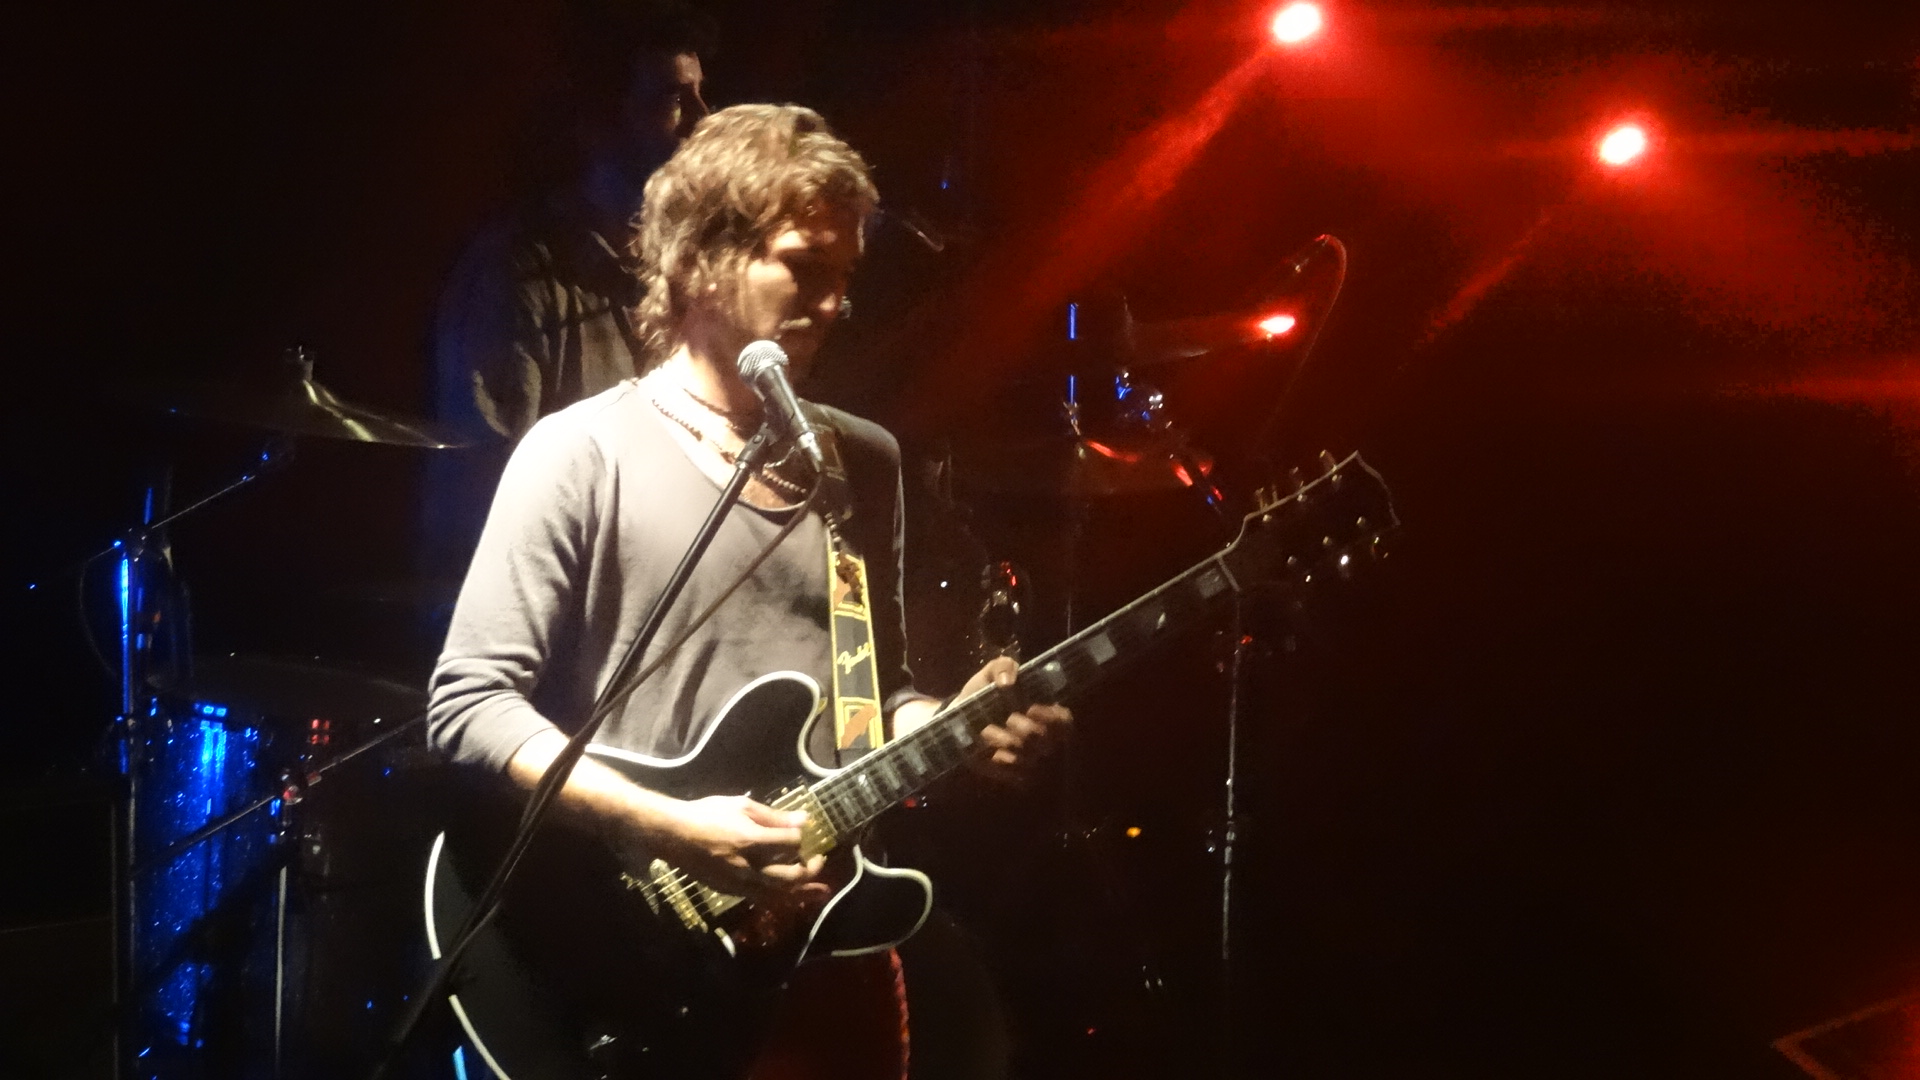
(424, 672), (932, 1080)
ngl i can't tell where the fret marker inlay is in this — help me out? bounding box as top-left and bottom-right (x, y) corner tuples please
(1087, 632), (1116, 665)
(1034, 660), (1067, 697)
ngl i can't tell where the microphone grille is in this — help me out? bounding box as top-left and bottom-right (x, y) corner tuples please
(736, 340), (789, 379)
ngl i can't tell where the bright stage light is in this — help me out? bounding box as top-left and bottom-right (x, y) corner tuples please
(1598, 124), (1648, 166)
(1258, 313), (1298, 337)
(1271, 2), (1323, 44)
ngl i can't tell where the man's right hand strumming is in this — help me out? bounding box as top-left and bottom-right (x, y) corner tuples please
(507, 729), (826, 900)
(649, 795), (829, 900)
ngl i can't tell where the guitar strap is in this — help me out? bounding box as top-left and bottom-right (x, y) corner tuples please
(803, 405), (886, 767)
(827, 532), (883, 763)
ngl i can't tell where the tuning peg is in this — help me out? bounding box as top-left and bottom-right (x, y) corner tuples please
(1318, 450), (1344, 488)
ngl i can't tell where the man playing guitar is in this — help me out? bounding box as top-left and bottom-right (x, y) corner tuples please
(427, 102), (1071, 1079)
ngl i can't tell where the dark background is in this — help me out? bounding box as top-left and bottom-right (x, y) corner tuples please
(4, 0), (1919, 1077)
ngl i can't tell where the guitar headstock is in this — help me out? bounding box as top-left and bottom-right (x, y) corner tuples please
(1221, 451), (1397, 591)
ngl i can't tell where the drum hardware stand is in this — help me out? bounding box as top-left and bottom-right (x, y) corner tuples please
(274, 815), (290, 1080)
(1215, 596), (1251, 1078)
(1059, 373), (1086, 637)
(80, 358), (465, 1078)
(128, 708), (424, 879)
(107, 477), (166, 1080)
(101, 706), (426, 1079)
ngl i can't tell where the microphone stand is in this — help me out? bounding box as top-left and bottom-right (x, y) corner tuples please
(372, 423), (788, 1080)
(1222, 236), (1344, 1077)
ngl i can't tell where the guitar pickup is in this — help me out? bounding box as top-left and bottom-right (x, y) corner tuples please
(772, 786), (838, 860)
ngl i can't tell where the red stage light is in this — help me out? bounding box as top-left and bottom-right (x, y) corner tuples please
(1598, 124), (1648, 166)
(1258, 313), (1298, 337)
(1271, 2), (1323, 44)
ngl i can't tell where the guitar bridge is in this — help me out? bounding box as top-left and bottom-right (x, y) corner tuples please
(618, 871), (662, 917)
(650, 859), (712, 933)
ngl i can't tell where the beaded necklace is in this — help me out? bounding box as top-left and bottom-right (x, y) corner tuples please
(681, 385), (759, 436)
(648, 391), (813, 500)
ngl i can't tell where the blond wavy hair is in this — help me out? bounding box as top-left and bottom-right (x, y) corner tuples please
(630, 103), (878, 365)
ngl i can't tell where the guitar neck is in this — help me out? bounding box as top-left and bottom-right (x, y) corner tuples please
(804, 451), (1392, 844)
(806, 550), (1242, 837)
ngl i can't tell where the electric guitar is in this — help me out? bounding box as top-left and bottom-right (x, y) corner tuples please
(422, 451), (1396, 1079)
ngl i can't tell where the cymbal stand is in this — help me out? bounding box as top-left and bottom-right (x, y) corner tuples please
(1057, 375), (1089, 833)
(92, 444), (288, 1080)
(108, 479), (165, 1080)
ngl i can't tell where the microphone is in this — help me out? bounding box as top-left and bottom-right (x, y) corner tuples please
(736, 340), (825, 470)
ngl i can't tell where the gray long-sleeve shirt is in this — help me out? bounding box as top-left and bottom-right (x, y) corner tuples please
(427, 379), (922, 773)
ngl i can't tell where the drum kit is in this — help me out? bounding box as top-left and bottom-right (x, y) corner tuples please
(95, 348), (465, 1080)
(80, 236), (1343, 1079)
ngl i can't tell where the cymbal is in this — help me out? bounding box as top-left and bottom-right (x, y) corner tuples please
(955, 431), (1216, 498)
(1129, 310), (1300, 367)
(1075, 235), (1340, 368)
(134, 351), (470, 448)
(184, 653), (427, 727)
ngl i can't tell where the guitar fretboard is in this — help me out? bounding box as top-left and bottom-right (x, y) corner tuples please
(806, 553), (1240, 837)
